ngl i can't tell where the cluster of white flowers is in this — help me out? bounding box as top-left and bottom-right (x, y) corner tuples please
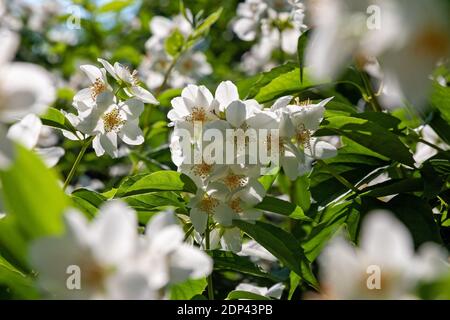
(168, 81), (336, 251)
(139, 12), (212, 90)
(305, 0), (450, 109)
(30, 201), (213, 299)
(66, 59), (159, 158)
(233, 0), (307, 74)
(318, 211), (449, 299)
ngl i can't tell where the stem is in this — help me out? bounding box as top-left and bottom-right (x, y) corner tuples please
(359, 70), (383, 112)
(205, 219), (214, 300)
(155, 57), (178, 96)
(318, 160), (360, 194)
(63, 137), (93, 191)
(183, 225), (194, 242)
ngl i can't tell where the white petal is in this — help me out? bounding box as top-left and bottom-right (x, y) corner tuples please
(233, 18), (258, 41)
(91, 200), (138, 265)
(190, 207), (208, 234)
(73, 88), (94, 104)
(271, 96), (293, 111)
(170, 244), (213, 283)
(94, 132), (118, 158)
(221, 228), (242, 252)
(281, 151), (300, 181)
(120, 98), (144, 120)
(7, 114), (42, 149)
(214, 203), (234, 227)
(0, 63), (55, 122)
(0, 29), (19, 65)
(113, 62), (133, 83)
(215, 81), (239, 110)
(360, 211), (415, 270)
(226, 100), (247, 128)
(267, 283), (285, 299)
(80, 64), (104, 83)
(307, 139), (338, 159)
(126, 86), (159, 105)
(35, 147), (65, 167)
(97, 58), (118, 80)
(118, 120), (144, 145)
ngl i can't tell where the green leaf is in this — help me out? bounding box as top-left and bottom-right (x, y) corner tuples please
(297, 30), (310, 84)
(41, 107), (77, 134)
(164, 29), (185, 57)
(0, 255), (38, 299)
(97, 0), (133, 13)
(114, 171), (197, 197)
(191, 7), (222, 39)
(255, 196), (312, 221)
(170, 278), (207, 300)
(226, 290), (271, 300)
(302, 199), (361, 262)
(388, 195), (442, 247)
(253, 66), (324, 103)
(210, 250), (284, 281)
(242, 62), (297, 100)
(431, 81), (450, 123)
(234, 220), (318, 289)
(361, 178), (423, 198)
(0, 145), (70, 240)
(321, 115), (414, 166)
(71, 188), (107, 217)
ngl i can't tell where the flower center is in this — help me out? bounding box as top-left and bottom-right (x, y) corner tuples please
(295, 124), (312, 149)
(186, 107), (209, 123)
(90, 78), (107, 100)
(199, 194), (219, 214)
(230, 198), (243, 214)
(414, 26), (450, 59)
(223, 173), (248, 190)
(191, 162), (213, 179)
(102, 108), (125, 133)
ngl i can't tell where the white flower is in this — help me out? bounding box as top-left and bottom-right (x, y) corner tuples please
(235, 283), (285, 299)
(189, 183), (229, 233)
(318, 210), (448, 299)
(232, 0), (268, 41)
(97, 59), (158, 105)
(134, 211), (213, 289)
(30, 201), (212, 299)
(168, 84), (219, 127)
(146, 13), (192, 51)
(305, 0), (450, 108)
(73, 64), (111, 107)
(76, 92), (145, 158)
(7, 114), (64, 167)
(247, 96), (336, 180)
(238, 240), (277, 262)
(30, 201), (143, 299)
(0, 28), (55, 168)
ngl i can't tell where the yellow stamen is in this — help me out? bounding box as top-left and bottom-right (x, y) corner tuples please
(102, 108), (125, 133)
(90, 78), (107, 100)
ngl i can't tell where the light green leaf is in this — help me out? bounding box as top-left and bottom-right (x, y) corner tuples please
(255, 196), (312, 221)
(41, 107), (77, 134)
(226, 290), (271, 300)
(97, 0), (133, 13)
(165, 29), (185, 57)
(170, 278), (207, 300)
(114, 171), (197, 197)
